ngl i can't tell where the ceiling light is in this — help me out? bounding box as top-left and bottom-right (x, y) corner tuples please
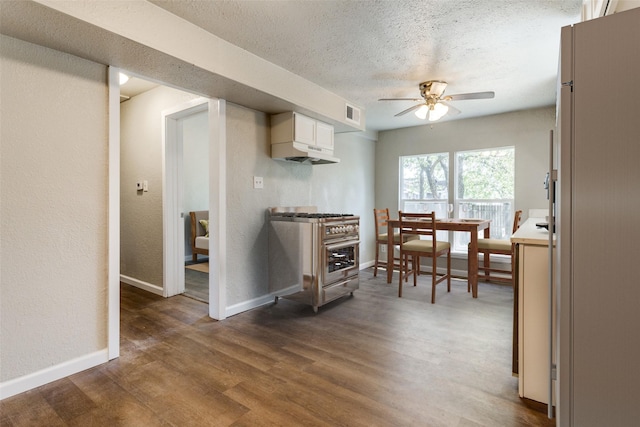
(428, 102), (449, 121)
(119, 72), (130, 85)
(414, 104), (429, 120)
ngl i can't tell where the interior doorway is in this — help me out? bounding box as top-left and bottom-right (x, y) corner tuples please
(162, 98), (209, 299)
(109, 67), (227, 358)
(172, 104), (210, 302)
(153, 93), (227, 318)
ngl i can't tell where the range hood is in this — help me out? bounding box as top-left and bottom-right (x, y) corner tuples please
(271, 141), (340, 165)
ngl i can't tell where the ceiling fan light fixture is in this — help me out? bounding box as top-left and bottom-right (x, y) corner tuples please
(414, 104), (429, 120)
(381, 80), (492, 121)
(428, 102), (449, 121)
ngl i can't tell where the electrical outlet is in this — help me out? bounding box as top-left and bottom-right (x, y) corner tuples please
(253, 176), (264, 189)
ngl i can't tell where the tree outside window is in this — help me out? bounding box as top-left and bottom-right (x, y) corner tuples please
(400, 147), (515, 253)
(400, 152), (449, 218)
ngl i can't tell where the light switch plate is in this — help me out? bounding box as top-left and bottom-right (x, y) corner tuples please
(253, 176), (263, 189)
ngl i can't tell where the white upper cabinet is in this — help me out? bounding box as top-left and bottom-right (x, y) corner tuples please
(271, 112), (334, 152)
(293, 113), (316, 145)
(315, 120), (334, 151)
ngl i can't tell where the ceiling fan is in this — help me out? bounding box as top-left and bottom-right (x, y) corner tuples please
(378, 80), (495, 122)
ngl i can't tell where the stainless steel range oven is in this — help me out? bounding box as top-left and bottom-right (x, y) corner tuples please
(268, 207), (359, 312)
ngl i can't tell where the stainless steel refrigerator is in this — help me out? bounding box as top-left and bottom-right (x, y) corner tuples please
(555, 7), (640, 426)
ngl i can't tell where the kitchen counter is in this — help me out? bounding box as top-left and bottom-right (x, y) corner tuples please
(511, 217), (555, 246)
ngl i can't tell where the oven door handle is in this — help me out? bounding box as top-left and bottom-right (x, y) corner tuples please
(325, 277), (356, 290)
(325, 240), (360, 250)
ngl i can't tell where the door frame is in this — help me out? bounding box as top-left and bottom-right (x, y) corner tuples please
(161, 97), (227, 319)
(108, 69), (227, 359)
(108, 66), (120, 359)
(207, 98), (227, 320)
(162, 98), (209, 298)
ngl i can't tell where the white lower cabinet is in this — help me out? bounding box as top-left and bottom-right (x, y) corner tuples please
(512, 218), (555, 405)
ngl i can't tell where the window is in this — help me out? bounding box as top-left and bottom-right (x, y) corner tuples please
(399, 153), (450, 241)
(400, 147), (514, 253)
(454, 147), (515, 251)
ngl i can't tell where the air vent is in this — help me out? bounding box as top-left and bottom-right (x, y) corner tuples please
(345, 103), (361, 125)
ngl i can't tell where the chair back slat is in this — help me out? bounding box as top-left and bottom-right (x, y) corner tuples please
(512, 210), (523, 234)
(374, 208), (390, 235)
(397, 210), (451, 303)
(398, 211), (437, 244)
(476, 209), (523, 286)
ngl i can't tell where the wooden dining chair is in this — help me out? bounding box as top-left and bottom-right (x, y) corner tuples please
(373, 208), (418, 277)
(398, 211), (451, 304)
(472, 209), (523, 286)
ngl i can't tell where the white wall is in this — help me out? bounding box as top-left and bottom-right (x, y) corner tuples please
(121, 92), (376, 305)
(0, 36), (108, 383)
(182, 110), (209, 259)
(374, 107), (554, 269)
(313, 132), (377, 265)
(224, 104), (376, 305)
(120, 86), (200, 289)
(376, 107), (553, 220)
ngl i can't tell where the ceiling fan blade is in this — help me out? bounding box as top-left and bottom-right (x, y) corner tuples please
(445, 91), (495, 101)
(378, 98), (423, 102)
(440, 102), (461, 115)
(395, 103), (423, 117)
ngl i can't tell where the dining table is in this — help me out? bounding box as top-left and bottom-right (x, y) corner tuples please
(386, 217), (491, 298)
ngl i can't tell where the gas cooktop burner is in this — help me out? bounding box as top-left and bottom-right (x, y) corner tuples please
(296, 213), (354, 218)
(273, 212), (354, 218)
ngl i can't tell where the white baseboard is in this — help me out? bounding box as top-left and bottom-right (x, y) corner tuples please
(225, 285), (299, 317)
(120, 274), (163, 296)
(360, 260), (375, 269)
(0, 349), (108, 400)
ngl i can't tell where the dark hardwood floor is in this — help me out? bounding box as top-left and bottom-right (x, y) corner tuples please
(1, 268), (554, 426)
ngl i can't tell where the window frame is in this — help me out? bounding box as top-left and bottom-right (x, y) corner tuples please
(399, 146), (515, 254)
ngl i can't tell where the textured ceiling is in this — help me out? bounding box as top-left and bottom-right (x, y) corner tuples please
(150, 0), (583, 131)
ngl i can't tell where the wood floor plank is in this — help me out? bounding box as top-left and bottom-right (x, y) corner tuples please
(68, 366), (169, 426)
(223, 380), (333, 427)
(38, 378), (97, 422)
(142, 340), (245, 392)
(0, 390), (67, 427)
(0, 274), (555, 426)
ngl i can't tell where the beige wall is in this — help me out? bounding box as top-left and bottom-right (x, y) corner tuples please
(120, 86), (200, 289)
(0, 35), (108, 381)
(0, 33), (372, 393)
